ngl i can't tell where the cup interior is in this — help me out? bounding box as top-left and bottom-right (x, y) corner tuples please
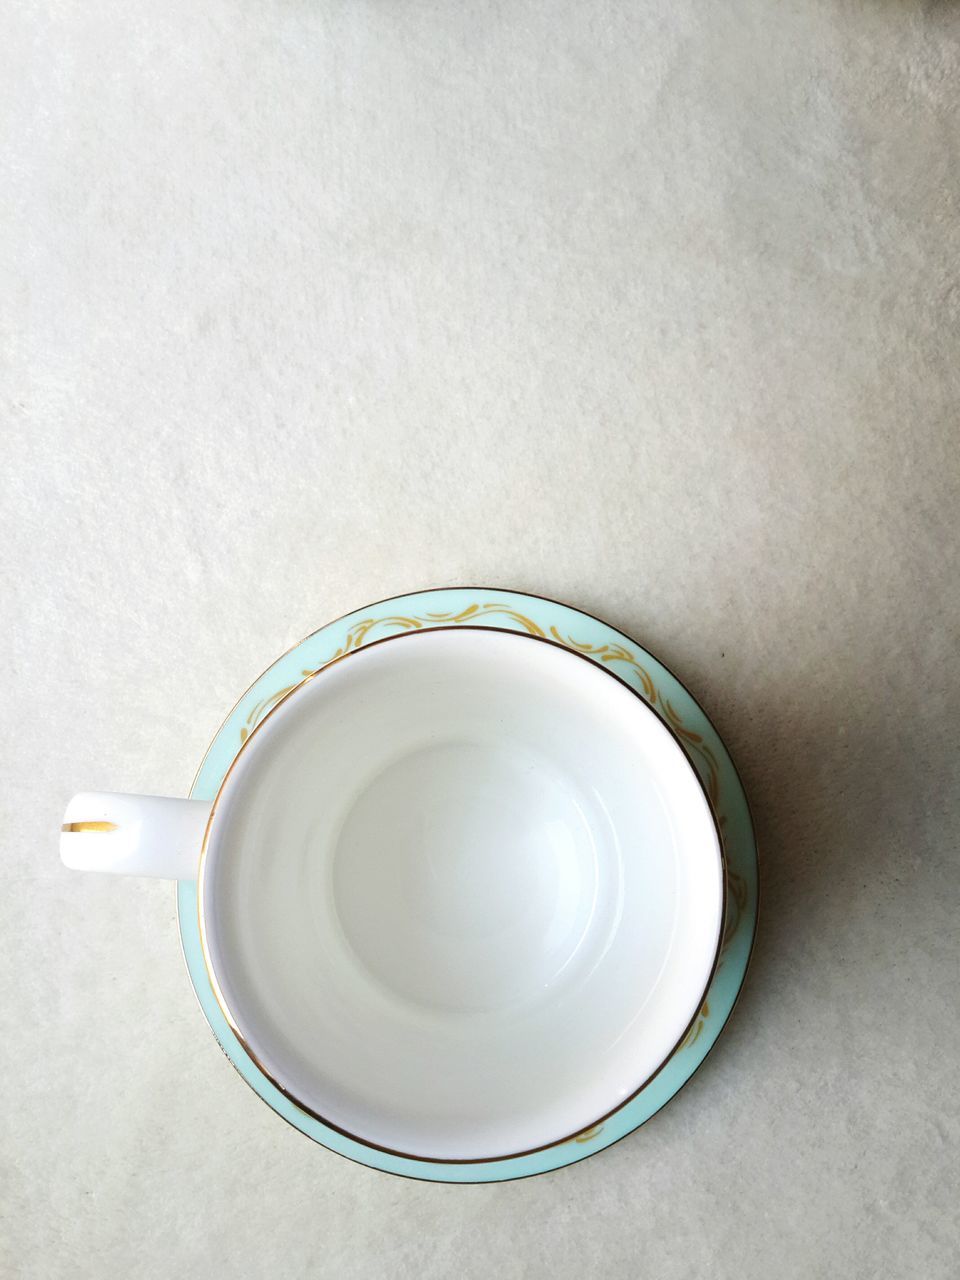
(199, 627), (723, 1161)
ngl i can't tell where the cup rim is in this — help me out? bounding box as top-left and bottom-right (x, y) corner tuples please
(196, 624), (728, 1164)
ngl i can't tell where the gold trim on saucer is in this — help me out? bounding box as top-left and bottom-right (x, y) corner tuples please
(235, 602), (725, 825)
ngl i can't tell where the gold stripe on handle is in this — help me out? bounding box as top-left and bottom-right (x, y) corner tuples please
(61, 820), (118, 833)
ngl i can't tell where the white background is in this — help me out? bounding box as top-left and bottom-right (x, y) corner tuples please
(2, 1), (959, 1276)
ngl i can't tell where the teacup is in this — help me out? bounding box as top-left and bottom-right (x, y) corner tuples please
(61, 625), (724, 1162)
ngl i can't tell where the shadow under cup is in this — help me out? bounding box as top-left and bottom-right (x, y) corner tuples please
(198, 627), (724, 1162)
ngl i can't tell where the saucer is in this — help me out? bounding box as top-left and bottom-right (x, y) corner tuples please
(177, 587), (758, 1182)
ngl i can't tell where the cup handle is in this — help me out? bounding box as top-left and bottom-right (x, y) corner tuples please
(60, 792), (212, 880)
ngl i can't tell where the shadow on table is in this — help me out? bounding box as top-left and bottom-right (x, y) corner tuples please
(683, 658), (932, 1069)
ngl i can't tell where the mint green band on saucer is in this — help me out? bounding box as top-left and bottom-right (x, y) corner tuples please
(177, 587), (758, 1182)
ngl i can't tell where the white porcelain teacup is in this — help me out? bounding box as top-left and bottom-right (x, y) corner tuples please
(61, 626), (724, 1162)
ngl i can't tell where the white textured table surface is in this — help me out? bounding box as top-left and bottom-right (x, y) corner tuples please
(3, 2), (959, 1276)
